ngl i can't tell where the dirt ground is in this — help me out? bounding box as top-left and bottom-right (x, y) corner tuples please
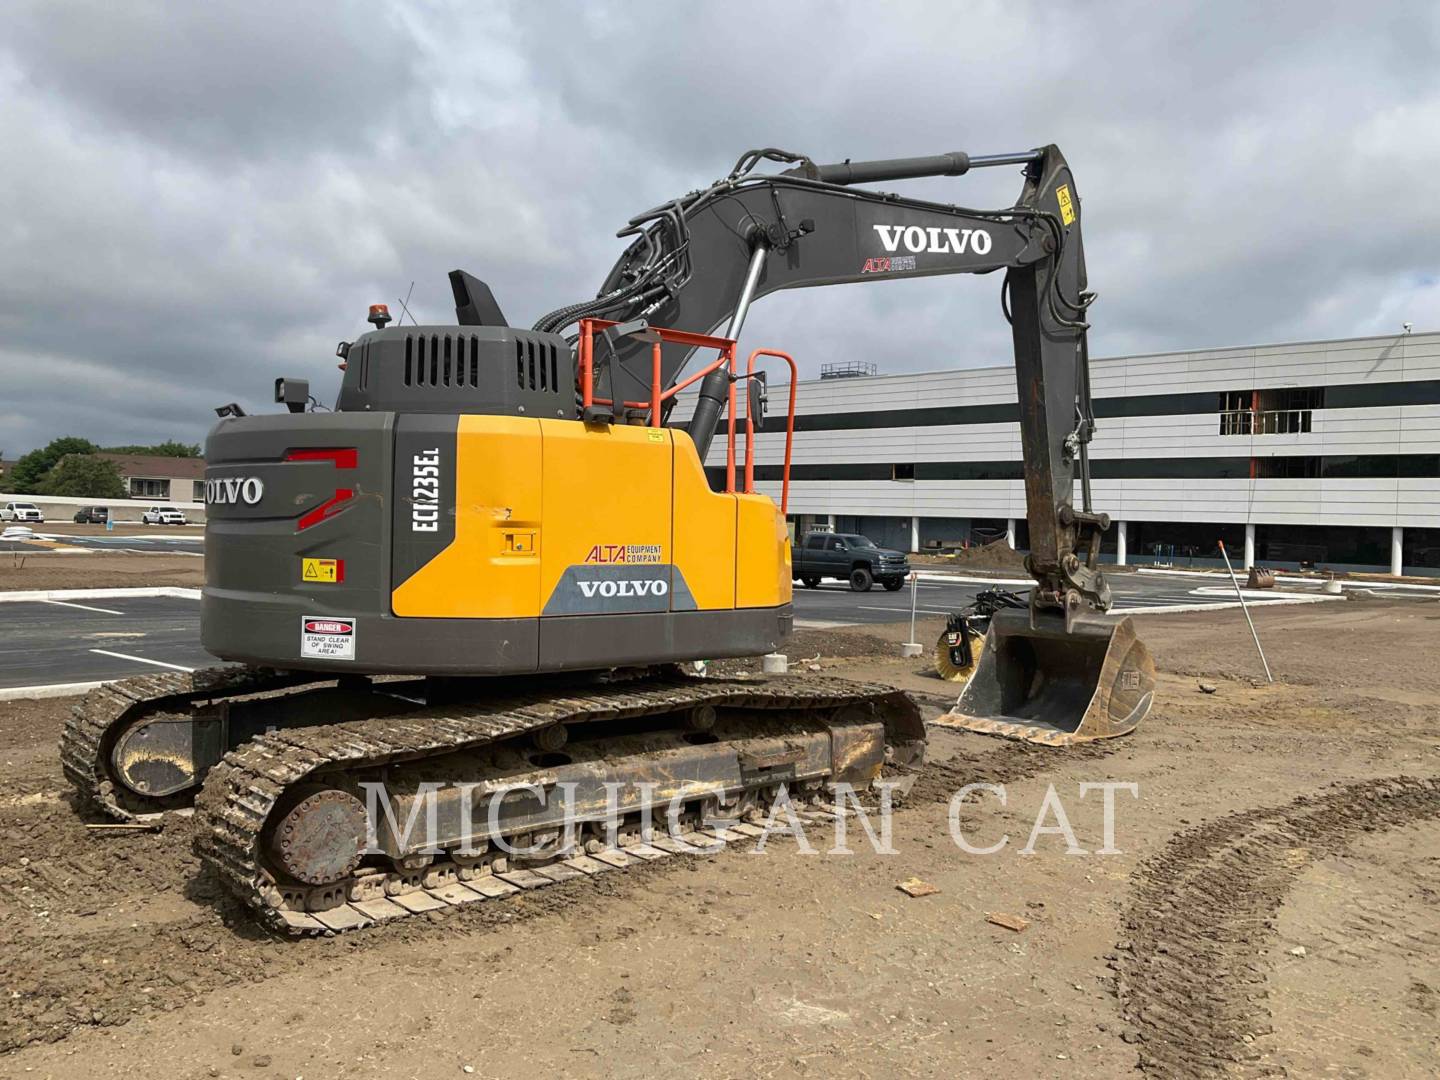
(0, 598), (1436, 1078)
(912, 539), (1029, 573)
(0, 554), (202, 591)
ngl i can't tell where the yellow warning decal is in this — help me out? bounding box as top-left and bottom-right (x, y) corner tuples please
(302, 557), (341, 583)
(646, 430), (665, 443)
(1056, 184), (1076, 226)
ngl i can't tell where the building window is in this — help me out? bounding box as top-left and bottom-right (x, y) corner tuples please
(891, 463), (915, 481)
(1255, 456), (1321, 479)
(1219, 387), (1325, 435)
(192, 481), (205, 501)
(1218, 390), (1253, 435)
(129, 477), (169, 498)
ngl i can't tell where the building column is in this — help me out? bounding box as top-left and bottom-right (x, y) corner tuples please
(826, 514), (836, 531)
(1116, 521), (1127, 566)
(910, 516), (920, 554)
(1005, 518), (1017, 549)
(1244, 523), (1256, 569)
(1391, 526), (1404, 577)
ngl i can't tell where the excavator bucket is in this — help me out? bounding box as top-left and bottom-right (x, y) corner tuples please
(939, 608), (1154, 746)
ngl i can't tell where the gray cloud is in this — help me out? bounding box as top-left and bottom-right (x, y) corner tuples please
(1, 0), (1437, 454)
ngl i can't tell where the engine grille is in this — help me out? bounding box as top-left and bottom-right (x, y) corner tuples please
(337, 325), (574, 418)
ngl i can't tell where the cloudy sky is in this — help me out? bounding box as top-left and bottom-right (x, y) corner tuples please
(1, 1), (1436, 453)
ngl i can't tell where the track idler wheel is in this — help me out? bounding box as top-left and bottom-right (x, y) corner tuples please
(267, 787), (369, 887)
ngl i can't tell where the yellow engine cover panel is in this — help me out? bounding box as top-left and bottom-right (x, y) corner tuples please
(671, 430), (737, 610)
(539, 422), (679, 615)
(391, 416), (788, 620)
(736, 493), (792, 609)
(391, 415), (542, 618)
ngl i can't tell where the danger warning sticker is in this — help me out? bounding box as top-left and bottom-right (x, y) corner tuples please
(300, 615), (356, 661)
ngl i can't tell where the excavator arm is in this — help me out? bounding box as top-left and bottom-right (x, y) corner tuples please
(543, 145), (1110, 626)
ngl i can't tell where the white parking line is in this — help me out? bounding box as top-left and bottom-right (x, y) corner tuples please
(43, 599), (124, 615)
(914, 573), (1034, 586)
(859, 606), (956, 615)
(88, 649), (195, 673)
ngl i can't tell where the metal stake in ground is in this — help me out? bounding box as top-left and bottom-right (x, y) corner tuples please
(1218, 540), (1274, 683)
(901, 571), (923, 658)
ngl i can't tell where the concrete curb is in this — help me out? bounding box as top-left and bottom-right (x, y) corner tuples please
(1122, 595), (1336, 616)
(35, 532), (202, 541)
(0, 680), (106, 702)
(1136, 566), (1440, 594)
(0, 587), (202, 603)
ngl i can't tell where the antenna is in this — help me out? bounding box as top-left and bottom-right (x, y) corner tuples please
(396, 281), (418, 326)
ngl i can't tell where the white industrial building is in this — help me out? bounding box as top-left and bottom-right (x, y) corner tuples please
(705, 329), (1440, 576)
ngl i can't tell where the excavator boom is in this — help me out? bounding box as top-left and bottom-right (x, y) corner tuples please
(544, 144), (1156, 742)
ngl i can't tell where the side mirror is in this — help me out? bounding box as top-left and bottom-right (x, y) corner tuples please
(274, 377), (311, 414)
(747, 370), (769, 428)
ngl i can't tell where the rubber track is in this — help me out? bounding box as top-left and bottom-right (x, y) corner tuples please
(194, 673), (920, 936)
(59, 667), (321, 821)
(1111, 775), (1440, 1079)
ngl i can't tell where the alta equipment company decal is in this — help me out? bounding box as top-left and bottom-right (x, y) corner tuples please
(300, 616), (356, 660)
(584, 544), (662, 564)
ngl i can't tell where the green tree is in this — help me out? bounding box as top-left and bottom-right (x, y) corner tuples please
(38, 454), (126, 498)
(101, 440), (201, 458)
(7, 437), (100, 493)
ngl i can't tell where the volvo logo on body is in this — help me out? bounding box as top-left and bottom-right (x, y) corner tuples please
(872, 223), (992, 256)
(205, 476), (264, 505)
(577, 578), (669, 599)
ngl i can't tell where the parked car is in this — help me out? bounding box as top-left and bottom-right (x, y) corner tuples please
(141, 505), (188, 526)
(0, 502), (45, 523)
(792, 531), (910, 592)
(73, 505), (111, 524)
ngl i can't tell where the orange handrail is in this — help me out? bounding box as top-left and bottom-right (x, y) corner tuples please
(742, 348), (798, 515)
(577, 317), (741, 492)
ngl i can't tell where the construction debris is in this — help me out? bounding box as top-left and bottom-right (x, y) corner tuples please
(897, 878), (940, 898)
(1247, 567), (1276, 589)
(986, 911), (1030, 933)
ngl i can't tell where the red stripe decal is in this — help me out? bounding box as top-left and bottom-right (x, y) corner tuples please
(297, 489), (354, 531)
(286, 448), (358, 469)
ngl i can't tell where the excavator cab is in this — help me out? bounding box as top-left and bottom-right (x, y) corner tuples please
(944, 608), (1155, 745)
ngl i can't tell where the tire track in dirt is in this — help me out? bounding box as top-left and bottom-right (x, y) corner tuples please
(1111, 775), (1440, 1078)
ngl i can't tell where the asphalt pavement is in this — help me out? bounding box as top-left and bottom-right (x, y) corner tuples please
(789, 568), (1436, 628)
(0, 569), (1434, 695)
(0, 531), (204, 555)
(0, 594), (211, 692)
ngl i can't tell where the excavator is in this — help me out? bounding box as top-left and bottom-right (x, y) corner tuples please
(61, 144), (1155, 933)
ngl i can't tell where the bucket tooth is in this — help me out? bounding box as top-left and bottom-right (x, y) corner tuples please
(940, 608), (1154, 745)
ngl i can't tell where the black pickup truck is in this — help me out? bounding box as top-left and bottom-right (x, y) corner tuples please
(792, 531), (911, 592)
